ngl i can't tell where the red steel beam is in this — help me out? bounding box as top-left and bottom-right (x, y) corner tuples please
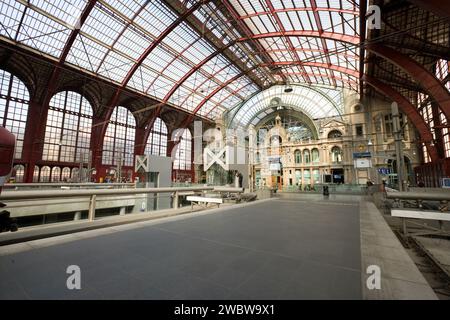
(367, 43), (450, 120)
(143, 5), (360, 134)
(181, 61), (360, 127)
(264, 0), (312, 84)
(100, 0), (204, 139)
(176, 62), (239, 108)
(262, 48), (358, 59)
(236, 7), (357, 20)
(221, 0), (278, 82)
(143, 37), (203, 95)
(156, 40), (358, 107)
(241, 31), (359, 45)
(142, 41), (237, 136)
(42, 0), (97, 105)
(364, 75), (439, 161)
(310, 0), (336, 87)
(95, 1), (150, 74)
(179, 68), (258, 128)
(153, 41), (235, 100)
(173, 62), (359, 129)
(205, 82), (256, 117)
(359, 0), (367, 98)
(183, 66), (257, 124)
(260, 61), (359, 78)
(279, 72), (358, 87)
(408, 0), (450, 19)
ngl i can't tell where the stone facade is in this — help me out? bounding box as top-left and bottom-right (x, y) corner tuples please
(250, 92), (421, 189)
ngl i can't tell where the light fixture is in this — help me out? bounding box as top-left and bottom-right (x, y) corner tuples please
(368, 139), (373, 146)
(284, 85), (293, 93)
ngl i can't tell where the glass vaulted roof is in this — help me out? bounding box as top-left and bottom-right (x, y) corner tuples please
(228, 84), (343, 128)
(0, 0), (361, 120)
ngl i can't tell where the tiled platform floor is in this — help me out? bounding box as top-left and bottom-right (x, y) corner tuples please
(0, 197), (362, 300)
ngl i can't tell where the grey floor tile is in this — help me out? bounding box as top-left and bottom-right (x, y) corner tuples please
(0, 198), (363, 300)
(0, 280), (30, 300)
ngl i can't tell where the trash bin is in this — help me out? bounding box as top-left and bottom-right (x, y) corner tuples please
(323, 185), (329, 196)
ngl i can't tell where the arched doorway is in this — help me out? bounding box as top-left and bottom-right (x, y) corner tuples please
(388, 156), (414, 187)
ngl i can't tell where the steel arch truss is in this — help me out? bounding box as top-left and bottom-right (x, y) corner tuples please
(364, 75), (439, 161)
(0, 0), (362, 123)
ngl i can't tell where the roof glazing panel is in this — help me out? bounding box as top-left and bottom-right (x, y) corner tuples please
(229, 84), (343, 128)
(0, 0), (361, 121)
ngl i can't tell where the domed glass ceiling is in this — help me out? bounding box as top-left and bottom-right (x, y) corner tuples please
(228, 84), (343, 128)
(0, 0), (361, 120)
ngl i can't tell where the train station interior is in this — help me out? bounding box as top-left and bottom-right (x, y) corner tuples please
(1, 0), (450, 302)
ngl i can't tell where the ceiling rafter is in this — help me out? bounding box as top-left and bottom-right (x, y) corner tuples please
(164, 0), (266, 88)
(264, 0), (311, 85)
(310, 0), (336, 87)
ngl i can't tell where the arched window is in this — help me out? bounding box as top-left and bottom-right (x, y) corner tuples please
(294, 150), (301, 164)
(312, 149), (320, 163)
(436, 59), (450, 91)
(0, 69), (30, 159)
(13, 165), (25, 182)
(313, 169), (321, 184)
(71, 168), (79, 181)
(145, 117), (168, 156)
(43, 91), (93, 163)
(422, 143), (431, 164)
(328, 130), (343, 139)
(102, 106), (136, 167)
(331, 146), (342, 163)
(418, 92), (442, 159)
(51, 167), (61, 182)
(61, 167), (71, 181)
(33, 166), (39, 182)
(303, 149), (311, 164)
(270, 135), (282, 147)
(40, 166), (51, 182)
(174, 129), (192, 170)
(435, 60), (450, 156)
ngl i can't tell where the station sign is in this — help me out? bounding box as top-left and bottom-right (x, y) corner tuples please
(354, 159), (372, 168)
(377, 168), (391, 175)
(353, 152), (371, 159)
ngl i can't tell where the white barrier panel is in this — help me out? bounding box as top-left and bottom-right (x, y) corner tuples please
(391, 209), (450, 222)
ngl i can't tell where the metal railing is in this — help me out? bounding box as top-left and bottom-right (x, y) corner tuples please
(281, 184), (366, 194)
(385, 190), (450, 236)
(4, 182), (136, 190)
(386, 190), (450, 210)
(0, 186), (243, 223)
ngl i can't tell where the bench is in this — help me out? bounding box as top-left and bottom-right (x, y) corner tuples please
(186, 196), (223, 211)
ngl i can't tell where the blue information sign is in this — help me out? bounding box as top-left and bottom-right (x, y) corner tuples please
(353, 152), (371, 159)
(377, 168), (391, 175)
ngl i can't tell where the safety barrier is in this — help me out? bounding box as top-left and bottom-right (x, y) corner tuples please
(0, 186), (243, 224)
(385, 190), (450, 235)
(281, 184), (366, 194)
(4, 182), (136, 190)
